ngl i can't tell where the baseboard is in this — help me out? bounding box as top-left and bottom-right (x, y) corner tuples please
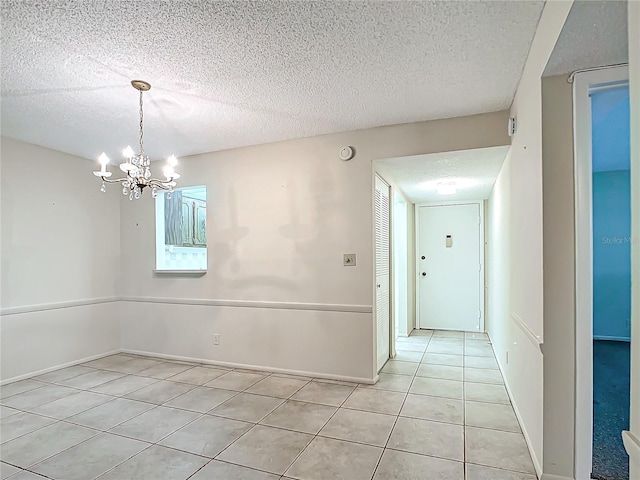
(121, 348), (375, 385)
(540, 474), (574, 480)
(0, 349), (121, 385)
(2, 347), (376, 386)
(623, 431), (640, 464)
(593, 335), (631, 342)
(487, 336), (543, 478)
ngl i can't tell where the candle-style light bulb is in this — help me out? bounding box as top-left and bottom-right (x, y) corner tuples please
(163, 165), (175, 179)
(98, 152), (109, 173)
(168, 154), (178, 167)
(123, 146), (134, 159)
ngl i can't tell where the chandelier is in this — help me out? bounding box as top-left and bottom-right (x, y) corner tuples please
(93, 80), (180, 199)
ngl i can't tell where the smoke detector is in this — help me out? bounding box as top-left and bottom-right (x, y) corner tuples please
(339, 146), (355, 161)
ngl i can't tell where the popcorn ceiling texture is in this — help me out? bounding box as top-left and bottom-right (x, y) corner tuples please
(544, 0), (628, 77)
(1, 1), (543, 160)
(376, 146), (509, 203)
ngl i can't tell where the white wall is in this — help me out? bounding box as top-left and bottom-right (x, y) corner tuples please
(119, 111), (509, 382)
(393, 190), (409, 337)
(488, 147), (545, 478)
(624, 0), (640, 476)
(540, 73), (577, 480)
(486, 149), (511, 358)
(486, 2), (573, 478)
(0, 138), (121, 382)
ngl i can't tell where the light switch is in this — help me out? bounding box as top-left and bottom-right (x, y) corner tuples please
(446, 235), (452, 248)
(343, 253), (356, 266)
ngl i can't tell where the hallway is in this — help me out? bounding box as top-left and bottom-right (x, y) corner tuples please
(388, 329), (536, 479)
(1, 330), (534, 480)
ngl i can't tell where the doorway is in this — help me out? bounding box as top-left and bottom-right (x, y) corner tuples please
(416, 202), (484, 332)
(574, 66), (631, 480)
(373, 147), (507, 375)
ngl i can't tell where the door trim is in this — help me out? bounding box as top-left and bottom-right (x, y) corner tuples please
(393, 191), (409, 339)
(573, 65), (629, 480)
(415, 200), (485, 332)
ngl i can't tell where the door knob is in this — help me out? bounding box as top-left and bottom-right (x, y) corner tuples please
(421, 255), (425, 260)
(421, 272), (426, 277)
(377, 283), (381, 288)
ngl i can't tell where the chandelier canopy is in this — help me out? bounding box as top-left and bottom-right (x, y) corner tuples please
(93, 80), (180, 199)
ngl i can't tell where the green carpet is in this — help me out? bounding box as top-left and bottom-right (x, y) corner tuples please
(592, 340), (630, 480)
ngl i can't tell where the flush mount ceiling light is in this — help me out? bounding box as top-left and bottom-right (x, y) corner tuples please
(93, 80), (180, 200)
(436, 181), (457, 195)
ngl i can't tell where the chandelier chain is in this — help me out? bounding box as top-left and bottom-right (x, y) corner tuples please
(139, 90), (144, 154)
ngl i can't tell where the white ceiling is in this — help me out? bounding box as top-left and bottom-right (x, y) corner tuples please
(375, 146), (509, 203)
(544, 0), (628, 77)
(1, 1), (544, 161)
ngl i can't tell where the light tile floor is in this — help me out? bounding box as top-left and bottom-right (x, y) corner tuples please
(0, 330), (537, 480)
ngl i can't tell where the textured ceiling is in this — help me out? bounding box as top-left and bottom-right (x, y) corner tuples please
(544, 0), (628, 77)
(1, 1), (544, 161)
(375, 146), (509, 203)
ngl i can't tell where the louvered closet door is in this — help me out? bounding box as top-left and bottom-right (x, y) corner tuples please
(375, 175), (391, 372)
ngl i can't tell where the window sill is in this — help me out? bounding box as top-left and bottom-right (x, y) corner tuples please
(153, 270), (207, 277)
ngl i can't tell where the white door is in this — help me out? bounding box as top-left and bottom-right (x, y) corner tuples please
(418, 203), (482, 331)
(375, 175), (391, 371)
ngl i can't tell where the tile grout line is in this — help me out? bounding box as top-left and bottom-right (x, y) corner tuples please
(77, 371), (305, 480)
(99, 395), (241, 479)
(1, 362), (279, 479)
(29, 387), (219, 479)
(4, 335), (532, 480)
(4, 361), (286, 478)
(188, 375), (325, 478)
(271, 380), (359, 478)
(369, 330), (435, 480)
(176, 376), (315, 479)
(463, 333), (468, 480)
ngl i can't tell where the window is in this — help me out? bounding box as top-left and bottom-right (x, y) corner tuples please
(155, 186), (207, 272)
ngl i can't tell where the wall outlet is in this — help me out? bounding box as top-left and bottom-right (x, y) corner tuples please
(213, 334), (220, 345)
(343, 253), (356, 266)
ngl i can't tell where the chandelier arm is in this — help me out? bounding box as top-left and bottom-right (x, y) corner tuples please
(147, 178), (177, 188)
(98, 175), (175, 186)
(99, 175), (130, 184)
(148, 177), (177, 182)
